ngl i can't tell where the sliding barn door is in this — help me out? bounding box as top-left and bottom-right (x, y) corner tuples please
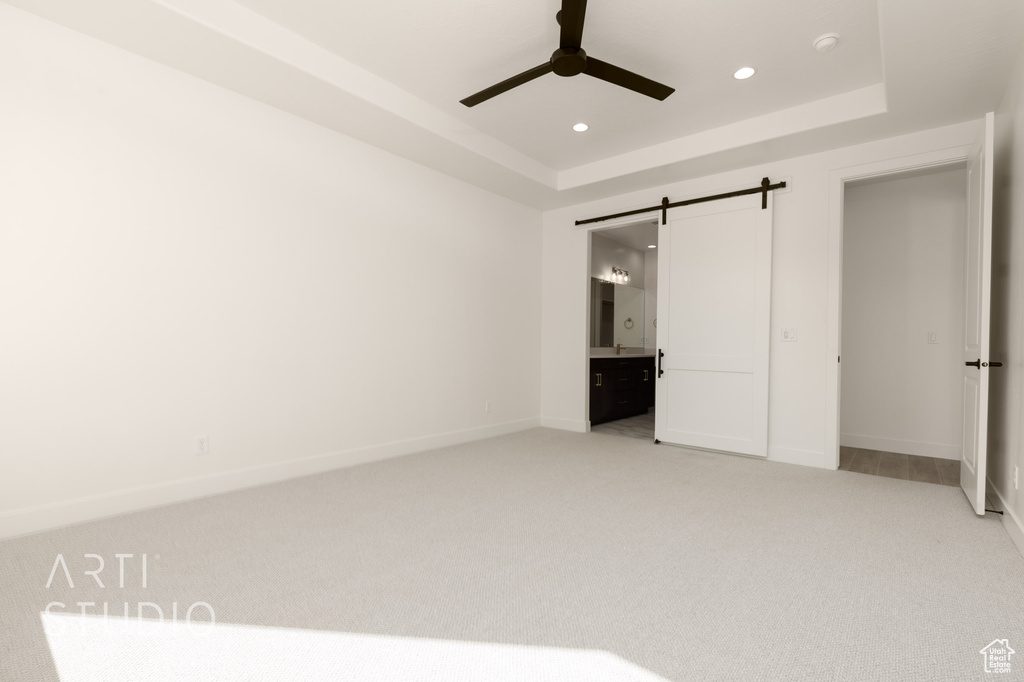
(961, 112), (995, 516)
(655, 192), (773, 457)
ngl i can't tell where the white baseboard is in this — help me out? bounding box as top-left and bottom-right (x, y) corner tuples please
(987, 480), (1024, 561)
(0, 418), (541, 541)
(540, 416), (588, 433)
(768, 446), (827, 469)
(840, 433), (960, 460)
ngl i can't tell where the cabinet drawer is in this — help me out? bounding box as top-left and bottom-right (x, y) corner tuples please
(609, 388), (637, 412)
(611, 368), (635, 388)
(591, 358), (643, 370)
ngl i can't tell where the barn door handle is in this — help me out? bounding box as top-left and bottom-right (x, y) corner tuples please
(966, 359), (981, 368)
(658, 350), (664, 378)
(984, 361), (1003, 367)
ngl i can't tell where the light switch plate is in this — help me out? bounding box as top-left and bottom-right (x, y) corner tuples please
(781, 328), (798, 342)
(927, 331), (939, 344)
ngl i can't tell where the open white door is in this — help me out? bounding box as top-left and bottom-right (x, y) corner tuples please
(654, 192), (772, 457)
(961, 112), (995, 515)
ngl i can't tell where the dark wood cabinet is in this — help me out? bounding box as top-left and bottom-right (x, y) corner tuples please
(590, 356), (656, 426)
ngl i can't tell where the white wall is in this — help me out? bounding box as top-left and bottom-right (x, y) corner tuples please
(991, 41), (1024, 554)
(612, 286), (645, 348)
(840, 170), (967, 459)
(0, 6), (542, 537)
(541, 121), (980, 455)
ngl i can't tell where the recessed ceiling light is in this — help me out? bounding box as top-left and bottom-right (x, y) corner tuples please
(813, 33), (840, 52)
(733, 67), (756, 80)
(572, 123), (589, 132)
(648, 244), (657, 249)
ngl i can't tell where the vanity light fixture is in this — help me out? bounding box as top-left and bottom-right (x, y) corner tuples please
(612, 267), (630, 283)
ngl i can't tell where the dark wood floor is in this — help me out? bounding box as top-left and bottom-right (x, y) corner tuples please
(839, 446), (960, 486)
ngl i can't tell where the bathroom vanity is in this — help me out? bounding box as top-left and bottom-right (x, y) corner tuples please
(589, 355), (656, 426)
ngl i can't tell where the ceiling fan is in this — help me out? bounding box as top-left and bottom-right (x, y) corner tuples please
(460, 0), (675, 107)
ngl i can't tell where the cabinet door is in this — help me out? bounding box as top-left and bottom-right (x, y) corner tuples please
(641, 361), (656, 409)
(590, 369), (613, 425)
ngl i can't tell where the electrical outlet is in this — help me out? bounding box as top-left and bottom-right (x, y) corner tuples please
(485, 401), (493, 413)
(195, 435), (209, 456)
(781, 328), (798, 342)
(927, 331), (939, 344)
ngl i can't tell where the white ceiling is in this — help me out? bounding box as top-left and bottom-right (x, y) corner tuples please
(599, 222), (660, 253)
(230, 0), (883, 170)
(7, 0), (1024, 208)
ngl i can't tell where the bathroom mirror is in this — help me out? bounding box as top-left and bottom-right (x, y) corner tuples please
(590, 278), (646, 348)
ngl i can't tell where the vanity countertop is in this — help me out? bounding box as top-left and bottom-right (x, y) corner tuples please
(590, 350), (656, 359)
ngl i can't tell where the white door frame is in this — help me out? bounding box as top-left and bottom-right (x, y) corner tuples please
(824, 145), (974, 469)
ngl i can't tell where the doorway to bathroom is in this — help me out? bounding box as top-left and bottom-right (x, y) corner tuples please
(587, 220), (659, 440)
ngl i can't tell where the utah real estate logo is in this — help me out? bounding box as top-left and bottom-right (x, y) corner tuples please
(980, 639), (1014, 674)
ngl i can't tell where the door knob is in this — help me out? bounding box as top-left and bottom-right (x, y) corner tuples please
(966, 359), (981, 368)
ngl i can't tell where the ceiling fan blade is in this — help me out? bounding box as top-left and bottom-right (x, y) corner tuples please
(460, 62), (554, 107)
(584, 57), (675, 101)
(559, 0), (588, 50)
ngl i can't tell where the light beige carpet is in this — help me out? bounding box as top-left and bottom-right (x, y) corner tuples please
(2, 428), (1022, 681)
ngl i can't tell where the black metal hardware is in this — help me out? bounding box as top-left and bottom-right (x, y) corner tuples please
(658, 350), (664, 378)
(987, 361), (1003, 367)
(986, 508), (1004, 515)
(966, 359), (981, 368)
(576, 177), (787, 226)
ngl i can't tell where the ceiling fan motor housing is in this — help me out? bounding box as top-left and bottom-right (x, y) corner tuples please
(552, 48), (587, 77)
